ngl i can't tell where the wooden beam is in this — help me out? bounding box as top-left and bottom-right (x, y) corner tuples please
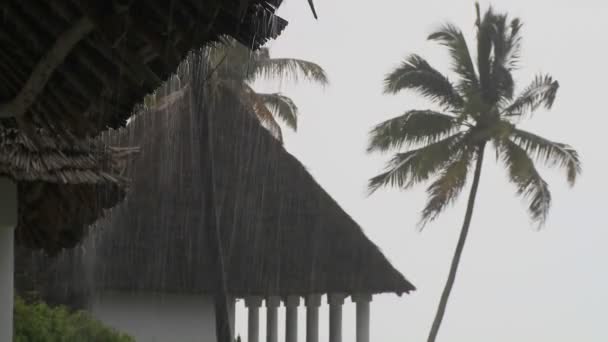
(42, 1), (143, 87)
(9, 1), (105, 104)
(0, 17), (94, 118)
(0, 48), (89, 135)
(2, 2), (136, 102)
(1, 41), (131, 136)
(76, 1), (162, 88)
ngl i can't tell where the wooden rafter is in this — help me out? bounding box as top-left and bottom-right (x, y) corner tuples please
(0, 0), (287, 138)
(0, 17), (94, 118)
(75, 1), (161, 89)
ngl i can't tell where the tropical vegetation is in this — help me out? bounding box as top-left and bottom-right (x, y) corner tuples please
(207, 38), (328, 142)
(14, 296), (133, 342)
(367, 3), (580, 341)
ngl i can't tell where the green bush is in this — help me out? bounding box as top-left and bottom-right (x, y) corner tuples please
(14, 297), (134, 342)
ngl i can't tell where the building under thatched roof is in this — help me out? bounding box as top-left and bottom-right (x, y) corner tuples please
(0, 122), (136, 341)
(43, 53), (414, 298)
(0, 124), (137, 254)
(0, 0), (287, 137)
(22, 52), (414, 341)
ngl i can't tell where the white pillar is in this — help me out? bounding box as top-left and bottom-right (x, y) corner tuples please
(266, 296), (280, 342)
(305, 294), (321, 342)
(245, 296), (263, 342)
(352, 294), (372, 342)
(284, 296), (300, 342)
(0, 178), (17, 342)
(229, 296), (236, 339)
(328, 294), (346, 342)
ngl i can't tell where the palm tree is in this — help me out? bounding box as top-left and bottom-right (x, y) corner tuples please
(208, 38), (328, 142)
(204, 41), (326, 341)
(367, 4), (580, 341)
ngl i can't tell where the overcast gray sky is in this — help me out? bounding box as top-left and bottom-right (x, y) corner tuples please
(236, 0), (608, 341)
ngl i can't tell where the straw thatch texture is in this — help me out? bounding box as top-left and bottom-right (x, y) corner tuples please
(0, 0), (286, 137)
(0, 123), (136, 254)
(36, 53), (415, 299)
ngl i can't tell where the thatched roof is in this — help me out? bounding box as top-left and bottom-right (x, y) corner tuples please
(0, 123), (136, 254)
(0, 0), (286, 137)
(36, 54), (415, 299)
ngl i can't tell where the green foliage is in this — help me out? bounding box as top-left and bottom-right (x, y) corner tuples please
(209, 38), (328, 141)
(369, 3), (580, 228)
(13, 297), (134, 342)
(369, 4), (582, 341)
(384, 54), (463, 110)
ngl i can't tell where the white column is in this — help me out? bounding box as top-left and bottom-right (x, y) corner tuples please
(245, 296), (263, 342)
(305, 294), (321, 342)
(228, 296), (236, 339)
(284, 296), (300, 342)
(0, 178), (17, 342)
(352, 294), (372, 342)
(328, 294), (346, 342)
(266, 296), (280, 342)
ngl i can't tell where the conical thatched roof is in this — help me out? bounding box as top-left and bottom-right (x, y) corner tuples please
(0, 123), (137, 254)
(0, 0), (286, 137)
(35, 54), (415, 300)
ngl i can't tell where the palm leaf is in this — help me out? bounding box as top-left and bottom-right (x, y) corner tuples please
(503, 74), (559, 117)
(257, 93), (299, 131)
(419, 147), (473, 228)
(252, 58), (329, 85)
(368, 133), (466, 193)
(384, 55), (464, 110)
(492, 62), (515, 105)
(235, 84), (284, 142)
(510, 129), (581, 185)
(307, 0), (318, 19)
(210, 41), (254, 81)
(476, 5), (495, 99)
(499, 140), (551, 225)
(367, 110), (460, 153)
(506, 18), (524, 67)
(428, 24), (479, 96)
(489, 14), (522, 105)
(491, 15), (523, 70)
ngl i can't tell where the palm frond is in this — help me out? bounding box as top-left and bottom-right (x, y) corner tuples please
(210, 40), (254, 80)
(488, 13), (522, 105)
(503, 74), (559, 117)
(499, 139), (551, 225)
(419, 147), (473, 228)
(491, 15), (523, 70)
(506, 18), (524, 67)
(252, 58), (329, 85)
(492, 63), (515, 105)
(257, 93), (299, 131)
(476, 5), (495, 98)
(367, 110), (461, 153)
(428, 24), (479, 96)
(236, 85), (284, 142)
(307, 0), (318, 19)
(384, 55), (464, 110)
(510, 129), (581, 185)
(368, 133), (466, 193)
(252, 101), (284, 142)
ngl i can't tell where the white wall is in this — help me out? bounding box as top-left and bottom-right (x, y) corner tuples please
(0, 178), (17, 342)
(92, 291), (234, 342)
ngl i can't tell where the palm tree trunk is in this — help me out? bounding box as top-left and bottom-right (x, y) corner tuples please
(427, 143), (486, 342)
(200, 96), (232, 342)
